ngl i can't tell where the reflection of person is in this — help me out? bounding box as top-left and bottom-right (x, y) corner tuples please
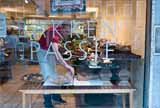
(37, 24), (74, 108)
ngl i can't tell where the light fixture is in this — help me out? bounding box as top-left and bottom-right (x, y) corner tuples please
(25, 0), (29, 4)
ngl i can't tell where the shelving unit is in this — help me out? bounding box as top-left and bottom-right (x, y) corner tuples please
(0, 47), (13, 84)
(25, 19), (97, 40)
(25, 19), (51, 40)
(0, 61), (12, 84)
(87, 20), (96, 38)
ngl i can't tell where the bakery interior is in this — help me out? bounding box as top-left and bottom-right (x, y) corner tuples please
(0, 0), (146, 108)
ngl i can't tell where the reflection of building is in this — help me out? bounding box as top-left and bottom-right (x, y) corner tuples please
(154, 26), (160, 53)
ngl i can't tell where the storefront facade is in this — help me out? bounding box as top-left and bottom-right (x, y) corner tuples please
(0, 0), (159, 108)
(144, 0), (160, 108)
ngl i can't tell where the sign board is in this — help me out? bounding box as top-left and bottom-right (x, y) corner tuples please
(50, 0), (86, 14)
(0, 13), (6, 38)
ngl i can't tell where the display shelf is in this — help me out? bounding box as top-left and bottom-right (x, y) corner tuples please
(25, 19), (97, 40)
(0, 51), (12, 84)
(25, 19), (51, 40)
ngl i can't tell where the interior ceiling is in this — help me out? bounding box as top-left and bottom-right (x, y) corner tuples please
(0, 0), (41, 18)
(0, 0), (96, 19)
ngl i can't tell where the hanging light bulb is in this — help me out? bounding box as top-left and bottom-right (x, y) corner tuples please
(25, 0), (29, 4)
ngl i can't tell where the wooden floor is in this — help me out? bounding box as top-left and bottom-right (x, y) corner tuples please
(0, 64), (123, 108)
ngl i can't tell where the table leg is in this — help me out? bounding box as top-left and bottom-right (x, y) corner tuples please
(29, 95), (32, 108)
(22, 93), (26, 108)
(81, 94), (85, 105)
(122, 94), (126, 108)
(129, 92), (134, 108)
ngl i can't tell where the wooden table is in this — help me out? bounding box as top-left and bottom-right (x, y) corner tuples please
(19, 82), (136, 108)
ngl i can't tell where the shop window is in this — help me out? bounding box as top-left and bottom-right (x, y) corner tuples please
(0, 0), (146, 108)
